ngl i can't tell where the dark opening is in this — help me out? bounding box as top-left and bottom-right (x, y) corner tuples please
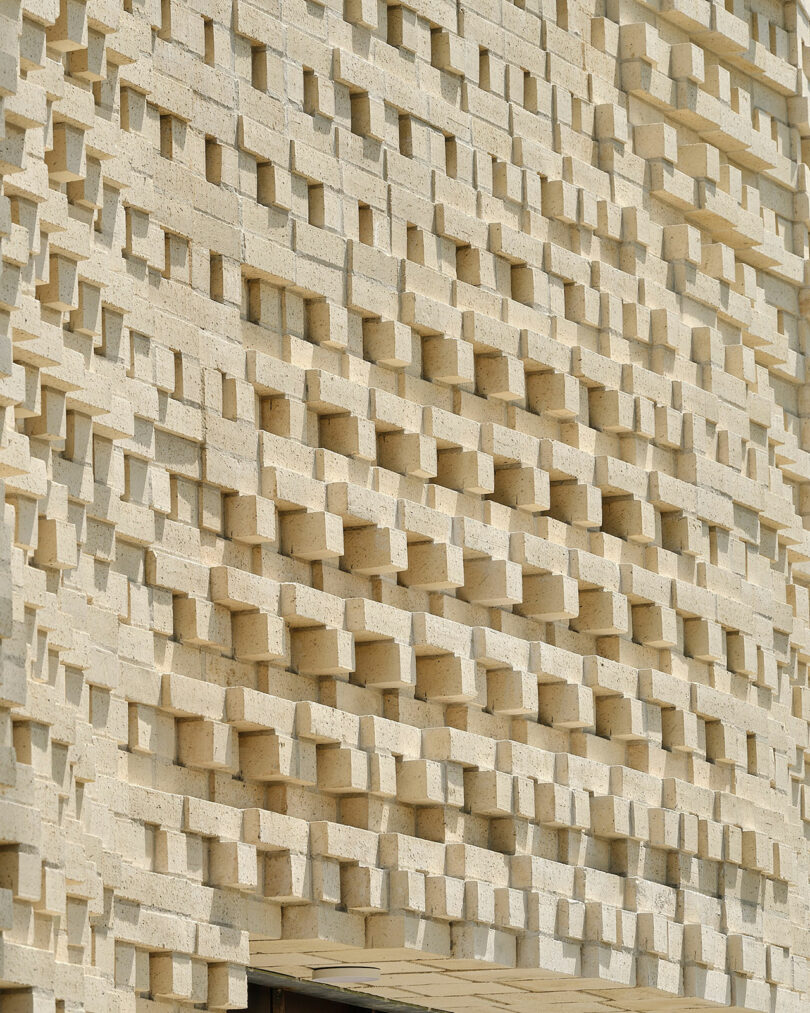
(241, 973), (430, 1013)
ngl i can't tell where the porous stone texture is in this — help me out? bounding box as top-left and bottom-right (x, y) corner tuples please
(1, 0), (810, 1010)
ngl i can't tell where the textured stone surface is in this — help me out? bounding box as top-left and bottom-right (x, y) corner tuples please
(1, 0), (810, 1010)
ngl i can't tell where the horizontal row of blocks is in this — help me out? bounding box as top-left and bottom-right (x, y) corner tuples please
(25, 319), (776, 455)
(173, 572), (759, 649)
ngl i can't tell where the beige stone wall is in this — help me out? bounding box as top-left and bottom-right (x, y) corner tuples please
(1, 0), (810, 1009)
